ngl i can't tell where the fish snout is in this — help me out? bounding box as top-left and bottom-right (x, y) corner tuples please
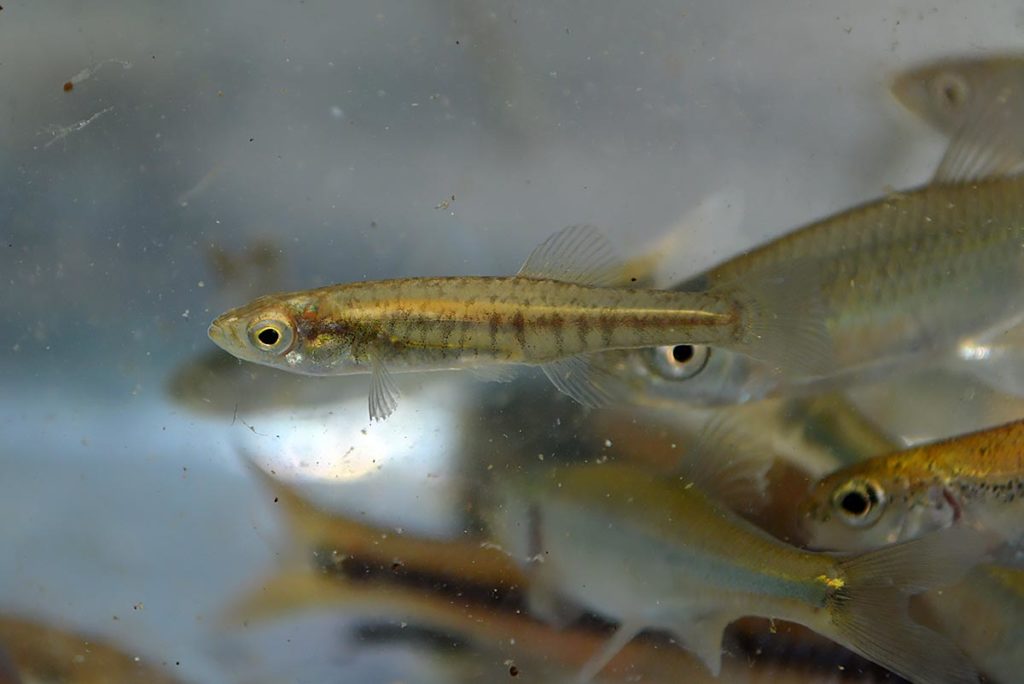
(207, 315), (240, 350)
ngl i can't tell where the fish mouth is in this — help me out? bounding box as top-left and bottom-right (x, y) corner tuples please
(207, 317), (234, 350)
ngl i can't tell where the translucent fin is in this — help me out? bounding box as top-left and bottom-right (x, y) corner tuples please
(721, 261), (835, 378)
(368, 358), (399, 421)
(540, 353), (623, 408)
(664, 612), (732, 677)
(934, 81), (1024, 183)
(516, 225), (628, 287)
(467, 364), (518, 383)
(681, 414), (772, 514)
(616, 189), (745, 287)
(829, 527), (988, 684)
(576, 619), (646, 682)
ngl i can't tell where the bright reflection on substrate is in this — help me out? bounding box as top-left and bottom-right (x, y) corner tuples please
(229, 373), (472, 538)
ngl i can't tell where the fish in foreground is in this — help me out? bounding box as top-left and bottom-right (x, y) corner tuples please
(486, 461), (985, 684)
(209, 225), (825, 420)
(800, 418), (1024, 554)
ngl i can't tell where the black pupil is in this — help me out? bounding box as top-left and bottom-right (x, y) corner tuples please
(840, 491), (870, 516)
(943, 85), (960, 104)
(672, 345), (695, 363)
(257, 327), (280, 346)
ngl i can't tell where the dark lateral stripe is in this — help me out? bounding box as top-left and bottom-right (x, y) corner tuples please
(511, 311), (527, 350)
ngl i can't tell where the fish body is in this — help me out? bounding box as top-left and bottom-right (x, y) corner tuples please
(597, 174), (1024, 406)
(487, 463), (983, 684)
(210, 226), (816, 419)
(800, 419), (1024, 553)
(212, 275), (740, 372)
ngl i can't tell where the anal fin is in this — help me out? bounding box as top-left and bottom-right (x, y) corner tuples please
(664, 611), (731, 677)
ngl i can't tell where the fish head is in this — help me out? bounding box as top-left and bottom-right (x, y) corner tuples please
(891, 56), (1023, 135)
(800, 465), (957, 552)
(208, 292), (364, 375)
(622, 344), (779, 405)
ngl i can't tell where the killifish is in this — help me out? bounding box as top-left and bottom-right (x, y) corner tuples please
(209, 225), (821, 420)
(800, 419), (1024, 553)
(485, 462), (985, 684)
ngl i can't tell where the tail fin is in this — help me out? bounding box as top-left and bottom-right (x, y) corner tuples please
(829, 527), (987, 684)
(715, 260), (836, 379)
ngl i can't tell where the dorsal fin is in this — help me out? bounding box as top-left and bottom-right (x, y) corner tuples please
(516, 225), (628, 287)
(934, 81), (1024, 183)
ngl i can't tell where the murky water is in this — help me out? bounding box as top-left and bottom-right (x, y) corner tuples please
(3, 2), (1024, 682)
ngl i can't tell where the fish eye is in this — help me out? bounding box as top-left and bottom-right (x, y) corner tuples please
(649, 344), (712, 380)
(247, 318), (294, 354)
(831, 478), (885, 527)
(931, 72), (969, 110)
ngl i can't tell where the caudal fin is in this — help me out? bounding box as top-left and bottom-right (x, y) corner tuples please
(720, 260), (836, 379)
(829, 527), (987, 684)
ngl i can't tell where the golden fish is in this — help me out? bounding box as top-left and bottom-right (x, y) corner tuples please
(210, 225), (821, 420)
(486, 462), (985, 684)
(800, 419), (1024, 553)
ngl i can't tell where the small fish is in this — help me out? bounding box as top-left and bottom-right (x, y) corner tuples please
(594, 77), (1024, 408)
(891, 54), (1024, 140)
(800, 419), (1024, 553)
(485, 462), (985, 684)
(210, 225), (822, 420)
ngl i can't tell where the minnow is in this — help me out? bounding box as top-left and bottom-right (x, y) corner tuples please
(209, 225), (823, 420)
(486, 462), (985, 684)
(891, 54), (1024, 142)
(592, 75), (1024, 407)
(800, 418), (1024, 553)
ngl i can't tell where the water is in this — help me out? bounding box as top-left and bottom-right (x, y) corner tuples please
(2, 1), (1023, 682)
